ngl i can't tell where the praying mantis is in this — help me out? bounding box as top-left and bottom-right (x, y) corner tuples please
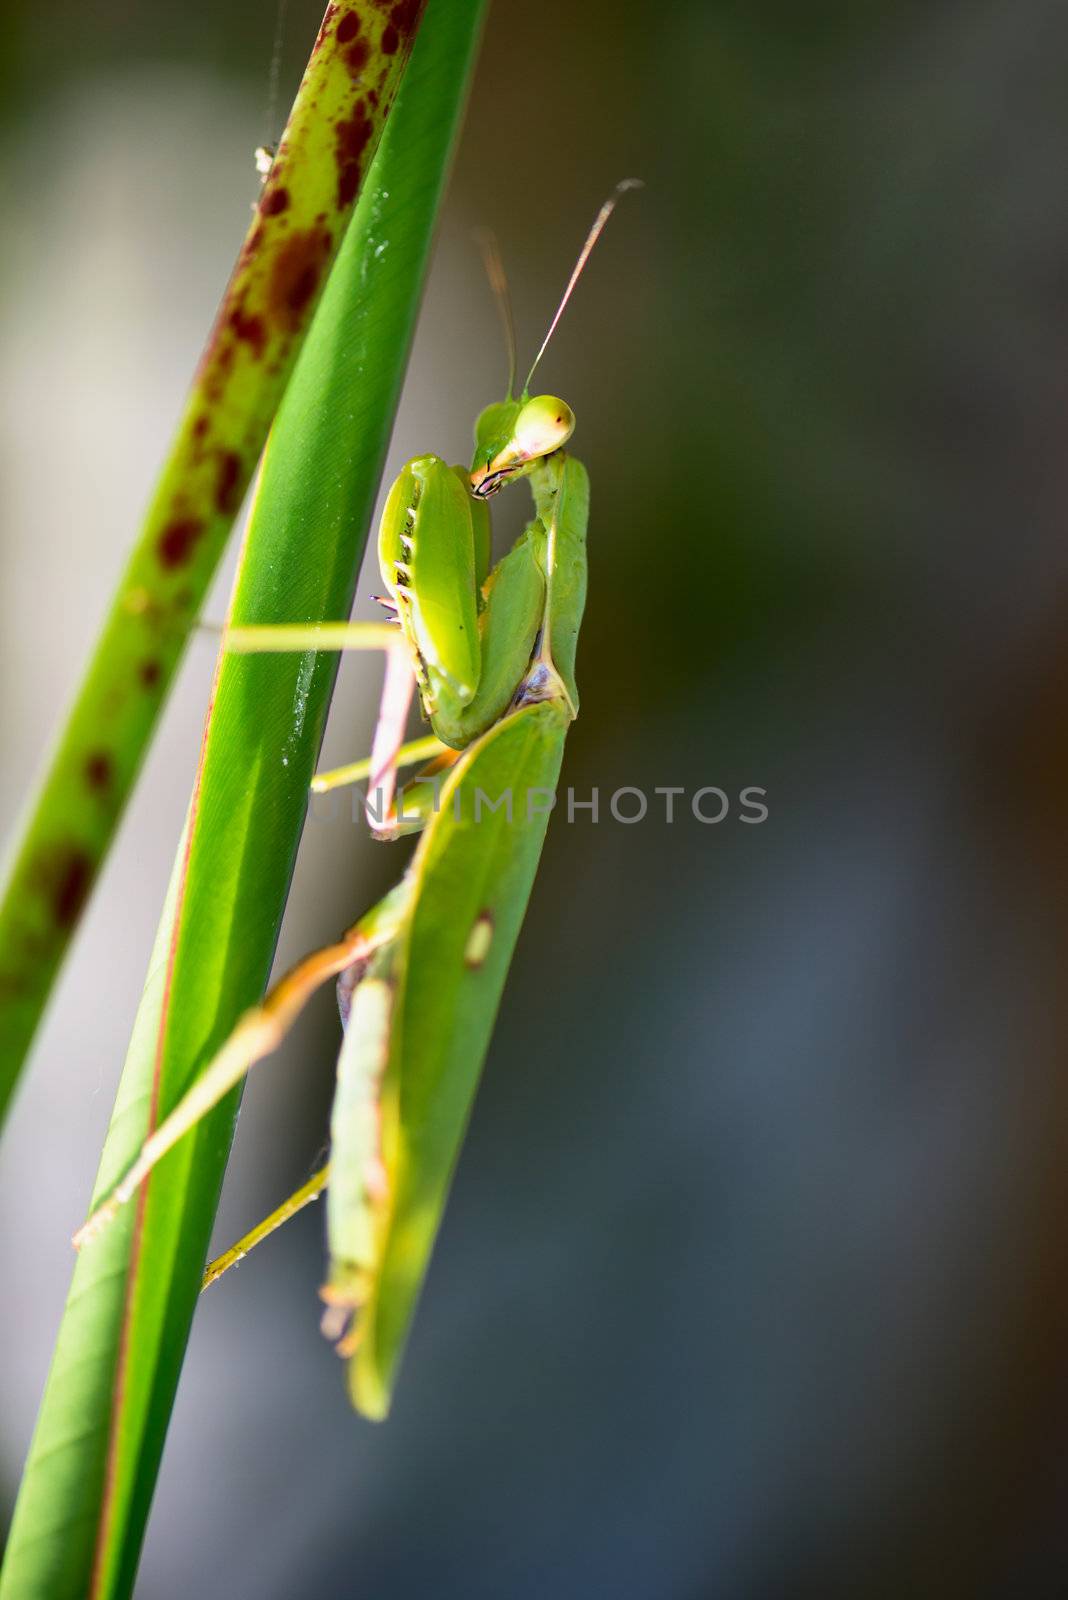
(74, 181), (637, 1420)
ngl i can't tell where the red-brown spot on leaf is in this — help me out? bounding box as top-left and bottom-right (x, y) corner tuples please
(390, 0), (422, 35)
(228, 304), (267, 358)
(238, 222), (264, 270)
(336, 10), (361, 42)
(314, 3), (339, 52)
(193, 415), (209, 440)
(49, 848), (93, 928)
(381, 23), (398, 54)
(139, 658), (162, 688)
(345, 38), (371, 74)
(84, 751), (113, 791)
(335, 102), (373, 206)
(215, 450), (243, 513)
(268, 227), (332, 328)
(261, 184), (290, 217)
(158, 516), (204, 568)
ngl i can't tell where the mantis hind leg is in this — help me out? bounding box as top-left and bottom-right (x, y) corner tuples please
(74, 882), (411, 1249)
(320, 739), (461, 845)
(202, 1163), (330, 1289)
(223, 620), (422, 839)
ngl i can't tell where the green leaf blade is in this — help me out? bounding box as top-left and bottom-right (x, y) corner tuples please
(0, 5), (486, 1595)
(0, 0), (426, 1125)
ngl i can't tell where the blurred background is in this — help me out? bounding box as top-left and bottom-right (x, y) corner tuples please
(6, 0), (1068, 1594)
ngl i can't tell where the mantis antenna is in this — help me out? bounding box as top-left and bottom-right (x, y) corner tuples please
(254, 0), (291, 180)
(263, 0), (291, 151)
(475, 228), (518, 400)
(522, 177), (643, 394)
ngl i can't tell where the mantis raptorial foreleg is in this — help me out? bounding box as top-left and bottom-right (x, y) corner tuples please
(363, 641), (416, 831)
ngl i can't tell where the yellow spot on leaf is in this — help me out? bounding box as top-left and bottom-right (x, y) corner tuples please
(463, 913), (494, 969)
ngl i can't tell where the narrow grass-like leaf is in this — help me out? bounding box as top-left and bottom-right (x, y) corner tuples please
(0, 6), (485, 1596)
(0, 0), (426, 1125)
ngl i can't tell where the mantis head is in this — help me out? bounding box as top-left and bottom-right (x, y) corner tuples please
(469, 394), (576, 498)
(466, 179), (640, 500)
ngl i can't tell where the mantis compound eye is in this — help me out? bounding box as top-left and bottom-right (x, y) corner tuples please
(514, 395), (575, 460)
